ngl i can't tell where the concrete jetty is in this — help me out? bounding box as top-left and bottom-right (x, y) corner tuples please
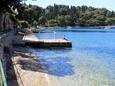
(14, 34), (72, 48)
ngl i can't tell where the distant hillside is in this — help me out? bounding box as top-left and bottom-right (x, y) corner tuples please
(17, 4), (115, 27)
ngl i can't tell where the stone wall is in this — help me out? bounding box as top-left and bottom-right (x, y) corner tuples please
(0, 13), (14, 32)
(0, 13), (15, 79)
(0, 30), (14, 77)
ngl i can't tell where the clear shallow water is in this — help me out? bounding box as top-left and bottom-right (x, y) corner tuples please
(30, 27), (115, 86)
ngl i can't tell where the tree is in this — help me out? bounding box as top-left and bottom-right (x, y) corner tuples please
(17, 4), (115, 27)
(0, 0), (21, 13)
(105, 18), (115, 25)
(39, 16), (47, 25)
(0, 0), (22, 32)
(47, 19), (58, 27)
(17, 4), (44, 25)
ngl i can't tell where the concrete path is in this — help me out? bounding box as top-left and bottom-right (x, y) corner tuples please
(12, 50), (59, 86)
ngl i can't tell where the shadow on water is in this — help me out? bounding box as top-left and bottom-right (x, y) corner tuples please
(17, 56), (74, 77)
(40, 57), (74, 77)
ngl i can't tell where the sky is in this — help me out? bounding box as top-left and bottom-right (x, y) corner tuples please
(26, 0), (115, 11)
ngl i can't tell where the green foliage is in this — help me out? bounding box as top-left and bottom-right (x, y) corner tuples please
(0, 0), (21, 13)
(39, 16), (47, 25)
(17, 4), (44, 25)
(17, 4), (115, 27)
(1, 1), (115, 27)
(0, 0), (23, 33)
(19, 20), (28, 28)
(105, 18), (115, 25)
(47, 19), (58, 27)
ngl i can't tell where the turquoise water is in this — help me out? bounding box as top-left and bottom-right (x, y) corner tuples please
(30, 27), (115, 86)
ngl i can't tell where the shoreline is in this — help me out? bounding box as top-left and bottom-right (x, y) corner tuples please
(42, 25), (115, 29)
(11, 47), (51, 86)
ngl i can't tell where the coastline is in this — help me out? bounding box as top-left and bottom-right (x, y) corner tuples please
(11, 47), (49, 86)
(11, 26), (115, 86)
(44, 25), (115, 29)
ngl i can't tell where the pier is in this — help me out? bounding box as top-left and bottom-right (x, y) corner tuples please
(14, 34), (72, 48)
(23, 34), (72, 48)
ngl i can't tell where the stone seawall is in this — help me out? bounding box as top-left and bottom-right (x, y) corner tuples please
(0, 30), (15, 86)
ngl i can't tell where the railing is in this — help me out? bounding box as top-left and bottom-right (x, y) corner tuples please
(0, 33), (7, 86)
(0, 60), (7, 86)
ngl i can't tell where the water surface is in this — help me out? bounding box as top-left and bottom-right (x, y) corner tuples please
(30, 27), (115, 86)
